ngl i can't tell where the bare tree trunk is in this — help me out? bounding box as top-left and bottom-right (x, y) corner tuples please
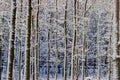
(31, 15), (36, 80)
(63, 0), (68, 80)
(112, 0), (120, 80)
(71, 29), (76, 80)
(18, 37), (22, 80)
(82, 22), (85, 80)
(6, 0), (17, 80)
(97, 16), (100, 80)
(82, 1), (88, 80)
(55, 0), (59, 80)
(71, 0), (77, 80)
(24, 0), (32, 80)
(47, 29), (50, 80)
(18, 36), (22, 80)
(18, 0), (23, 80)
(0, 35), (2, 80)
(35, 0), (40, 80)
(108, 22), (112, 80)
(76, 2), (80, 80)
(47, 13), (52, 80)
(76, 50), (79, 80)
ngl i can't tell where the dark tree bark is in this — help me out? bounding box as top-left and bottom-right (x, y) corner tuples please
(64, 0), (68, 80)
(0, 35), (2, 80)
(24, 0), (32, 80)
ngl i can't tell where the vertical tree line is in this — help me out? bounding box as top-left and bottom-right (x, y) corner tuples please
(0, 34), (2, 80)
(112, 0), (120, 80)
(35, 0), (40, 80)
(24, 0), (32, 80)
(6, 0), (16, 80)
(64, 0), (68, 80)
(18, 0), (23, 80)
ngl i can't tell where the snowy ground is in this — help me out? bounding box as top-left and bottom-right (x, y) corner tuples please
(2, 75), (108, 80)
(1, 68), (109, 80)
(1, 74), (108, 80)
(39, 76), (108, 80)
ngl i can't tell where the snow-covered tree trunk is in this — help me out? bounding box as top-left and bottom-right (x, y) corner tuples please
(75, 15), (80, 80)
(112, 0), (120, 80)
(71, 0), (77, 80)
(6, 0), (17, 80)
(55, 28), (58, 80)
(82, 1), (88, 80)
(64, 0), (68, 80)
(18, 40), (22, 80)
(47, 13), (51, 80)
(18, 0), (23, 80)
(97, 16), (100, 80)
(0, 35), (2, 80)
(35, 0), (40, 80)
(55, 0), (59, 79)
(76, 2), (80, 80)
(71, 29), (76, 80)
(108, 23), (112, 80)
(24, 0), (32, 80)
(82, 20), (85, 80)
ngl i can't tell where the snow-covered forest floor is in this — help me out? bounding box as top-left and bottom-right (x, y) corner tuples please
(1, 68), (109, 80)
(1, 74), (108, 80)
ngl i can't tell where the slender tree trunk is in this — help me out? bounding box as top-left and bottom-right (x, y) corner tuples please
(55, 0), (59, 80)
(64, 0), (68, 80)
(31, 15), (36, 80)
(112, 0), (120, 80)
(0, 35), (2, 80)
(24, 0), (32, 80)
(108, 23), (112, 80)
(47, 13), (52, 80)
(82, 1), (88, 80)
(71, 29), (76, 80)
(76, 50), (79, 80)
(35, 0), (40, 80)
(47, 30), (50, 80)
(18, 0), (23, 80)
(82, 22), (85, 80)
(71, 0), (77, 80)
(18, 39), (22, 80)
(85, 27), (88, 77)
(97, 16), (100, 80)
(76, 2), (80, 80)
(6, 0), (16, 80)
